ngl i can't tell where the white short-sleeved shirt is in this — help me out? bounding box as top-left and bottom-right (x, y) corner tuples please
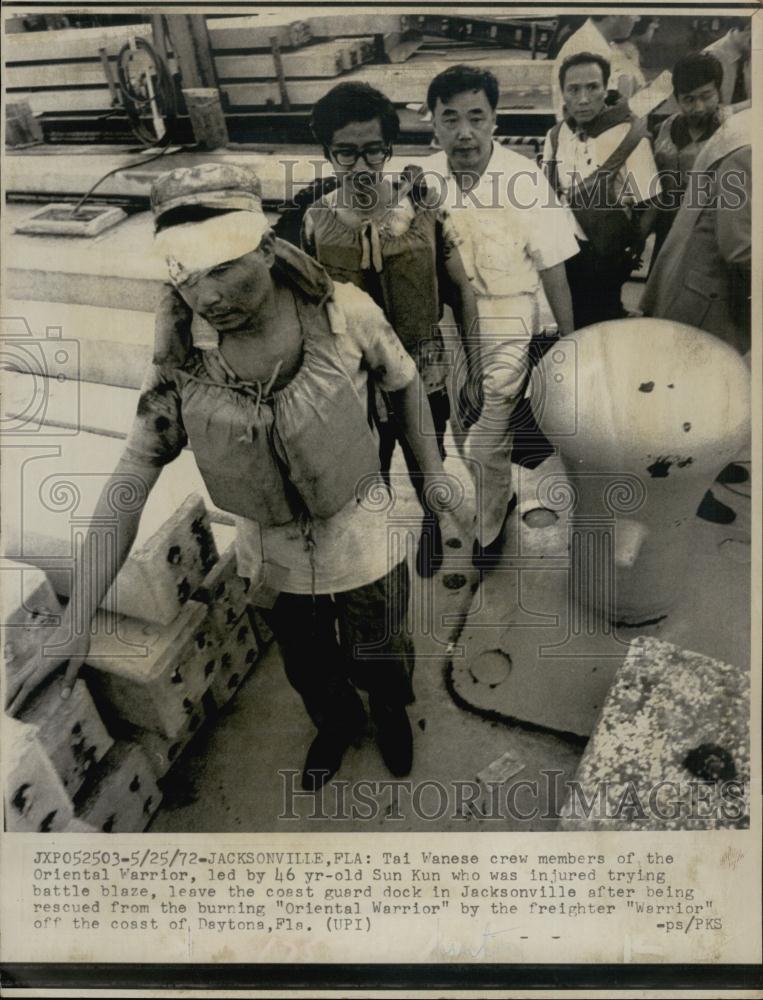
(125, 281), (417, 595)
(542, 122), (661, 240)
(427, 144), (579, 300)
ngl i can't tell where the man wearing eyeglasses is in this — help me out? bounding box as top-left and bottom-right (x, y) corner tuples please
(302, 81), (479, 579)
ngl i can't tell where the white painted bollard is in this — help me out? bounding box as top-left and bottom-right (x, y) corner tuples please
(530, 318), (751, 625)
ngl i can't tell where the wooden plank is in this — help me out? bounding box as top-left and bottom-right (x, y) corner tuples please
(223, 57), (552, 107)
(215, 37), (375, 80)
(305, 13), (410, 38)
(11, 89), (114, 114)
(207, 14), (312, 50)
(9, 49), (551, 116)
(165, 14), (218, 89)
(4, 23), (153, 62)
(6, 62), (115, 88)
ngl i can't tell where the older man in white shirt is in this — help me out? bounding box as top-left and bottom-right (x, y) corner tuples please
(425, 65), (579, 560)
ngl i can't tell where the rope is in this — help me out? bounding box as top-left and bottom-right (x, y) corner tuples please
(115, 35), (178, 148)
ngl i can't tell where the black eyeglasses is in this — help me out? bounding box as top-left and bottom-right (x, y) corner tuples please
(329, 143), (391, 168)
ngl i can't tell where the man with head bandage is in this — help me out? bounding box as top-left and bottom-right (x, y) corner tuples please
(8, 162), (474, 794)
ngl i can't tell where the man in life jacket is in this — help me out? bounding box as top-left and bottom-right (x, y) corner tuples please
(652, 52), (730, 263)
(7, 163), (474, 793)
(551, 13), (642, 121)
(543, 51), (661, 330)
(425, 64), (578, 564)
(301, 81), (479, 579)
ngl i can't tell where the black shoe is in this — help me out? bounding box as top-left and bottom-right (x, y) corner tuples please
(301, 732), (351, 791)
(415, 515), (443, 578)
(697, 490), (736, 525)
(372, 703), (413, 778)
(716, 463), (750, 485)
(472, 493), (518, 569)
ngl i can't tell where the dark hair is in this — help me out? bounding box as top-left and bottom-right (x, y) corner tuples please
(672, 52), (724, 97)
(426, 64), (499, 112)
(310, 82), (399, 149)
(558, 51), (611, 89)
(154, 205), (233, 233)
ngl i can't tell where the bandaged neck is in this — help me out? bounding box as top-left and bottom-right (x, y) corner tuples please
(154, 210), (271, 286)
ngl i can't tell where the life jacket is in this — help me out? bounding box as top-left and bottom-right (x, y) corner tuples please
(305, 191), (441, 360)
(545, 99), (648, 260)
(159, 242), (381, 526)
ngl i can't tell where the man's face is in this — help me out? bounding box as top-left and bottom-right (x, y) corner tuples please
(431, 88), (496, 177)
(677, 81), (721, 127)
(562, 63), (607, 125)
(176, 246), (273, 334)
(328, 117), (390, 200)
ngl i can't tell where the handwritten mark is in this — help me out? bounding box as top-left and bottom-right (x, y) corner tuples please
(720, 846), (744, 870)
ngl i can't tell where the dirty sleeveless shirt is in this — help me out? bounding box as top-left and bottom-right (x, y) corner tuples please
(124, 279), (417, 595)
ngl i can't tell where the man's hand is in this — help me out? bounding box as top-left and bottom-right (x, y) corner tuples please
(6, 624), (91, 717)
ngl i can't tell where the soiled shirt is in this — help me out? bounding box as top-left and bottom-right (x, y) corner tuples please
(427, 143), (579, 300)
(124, 281), (417, 595)
(542, 121), (660, 241)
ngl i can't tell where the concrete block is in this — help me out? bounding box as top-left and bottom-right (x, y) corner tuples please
(74, 742), (162, 832)
(63, 818), (98, 832)
(13, 203), (127, 238)
(85, 600), (219, 737)
(18, 676), (114, 798)
(205, 610), (259, 710)
(559, 636), (750, 831)
(248, 606), (274, 647)
(1, 559), (62, 675)
(102, 492), (219, 625)
(133, 700), (206, 779)
(191, 542), (250, 635)
(4, 716), (74, 832)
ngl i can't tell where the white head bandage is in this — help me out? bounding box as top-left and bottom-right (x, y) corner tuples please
(154, 210), (271, 286)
